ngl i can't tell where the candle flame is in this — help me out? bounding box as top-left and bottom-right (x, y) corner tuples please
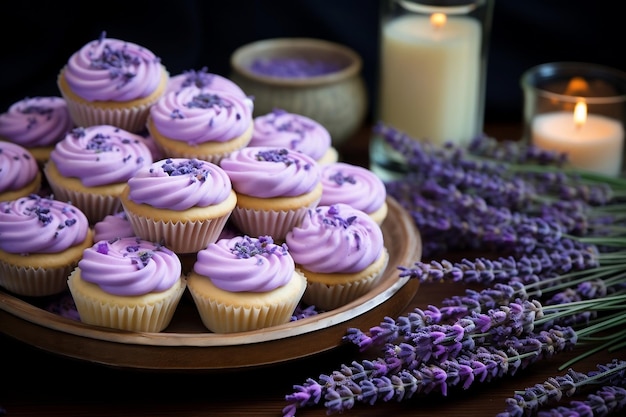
(573, 100), (587, 129)
(565, 77), (590, 96)
(430, 13), (447, 28)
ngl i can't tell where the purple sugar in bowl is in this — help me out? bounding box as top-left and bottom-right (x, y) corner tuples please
(230, 38), (367, 146)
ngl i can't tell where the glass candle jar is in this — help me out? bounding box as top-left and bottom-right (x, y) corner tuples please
(370, 0), (494, 181)
(521, 62), (626, 177)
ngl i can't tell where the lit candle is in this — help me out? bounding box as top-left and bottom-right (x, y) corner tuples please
(531, 100), (625, 176)
(379, 10), (481, 145)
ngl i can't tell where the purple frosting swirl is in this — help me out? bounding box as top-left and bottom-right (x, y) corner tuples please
(0, 96), (73, 147)
(319, 162), (387, 214)
(0, 142), (39, 192)
(249, 109), (331, 161)
(93, 211), (135, 242)
(0, 195), (90, 255)
(78, 237), (182, 296)
(193, 235), (295, 292)
(220, 147), (321, 198)
(49, 125), (153, 187)
(166, 67), (247, 97)
(126, 158), (233, 210)
(63, 33), (164, 102)
(285, 204), (384, 273)
(149, 88), (252, 144)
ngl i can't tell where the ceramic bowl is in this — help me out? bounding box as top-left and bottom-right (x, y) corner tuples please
(230, 38), (368, 146)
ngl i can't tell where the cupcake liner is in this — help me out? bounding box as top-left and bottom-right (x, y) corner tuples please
(67, 270), (186, 332)
(187, 271), (306, 333)
(63, 97), (152, 133)
(151, 145), (235, 166)
(124, 212), (232, 254)
(299, 249), (390, 311)
(147, 118), (253, 166)
(0, 262), (74, 297)
(45, 180), (121, 225)
(190, 294), (300, 334)
(230, 204), (314, 242)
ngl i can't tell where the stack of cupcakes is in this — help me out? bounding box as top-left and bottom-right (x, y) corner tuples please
(0, 30), (392, 335)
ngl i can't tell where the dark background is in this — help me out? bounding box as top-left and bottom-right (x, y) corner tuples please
(1, 0), (624, 136)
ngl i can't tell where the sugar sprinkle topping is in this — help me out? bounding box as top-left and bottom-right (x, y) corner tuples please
(180, 67), (215, 89)
(94, 237), (159, 269)
(157, 158), (211, 182)
(231, 235), (288, 261)
(328, 170), (356, 186)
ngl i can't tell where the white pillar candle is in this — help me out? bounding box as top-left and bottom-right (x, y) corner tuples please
(531, 105), (625, 176)
(379, 13), (481, 146)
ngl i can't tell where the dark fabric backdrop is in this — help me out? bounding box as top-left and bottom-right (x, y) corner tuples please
(1, 1), (623, 134)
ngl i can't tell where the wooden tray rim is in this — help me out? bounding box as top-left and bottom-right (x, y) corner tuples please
(0, 197), (421, 360)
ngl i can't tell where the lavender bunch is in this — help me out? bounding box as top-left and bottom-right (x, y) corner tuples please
(284, 287), (626, 416)
(282, 124), (626, 416)
(377, 123), (626, 258)
(283, 327), (578, 416)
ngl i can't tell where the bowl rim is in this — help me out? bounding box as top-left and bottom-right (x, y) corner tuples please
(230, 37), (363, 87)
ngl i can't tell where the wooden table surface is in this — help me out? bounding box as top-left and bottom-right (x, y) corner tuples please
(0, 122), (619, 416)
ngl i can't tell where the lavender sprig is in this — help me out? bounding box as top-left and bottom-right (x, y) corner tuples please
(497, 360), (626, 417)
(537, 385), (626, 417)
(283, 124), (626, 416)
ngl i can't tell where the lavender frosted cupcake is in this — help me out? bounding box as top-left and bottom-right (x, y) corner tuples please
(119, 158), (237, 254)
(67, 237), (185, 332)
(57, 32), (169, 132)
(219, 146), (323, 241)
(0, 142), (42, 202)
(249, 109), (338, 165)
(43, 125), (153, 224)
(187, 235), (306, 333)
(147, 88), (253, 164)
(0, 96), (73, 164)
(319, 162), (388, 225)
(285, 203), (389, 311)
(0, 195), (93, 296)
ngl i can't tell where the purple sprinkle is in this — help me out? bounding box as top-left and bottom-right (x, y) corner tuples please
(170, 109), (185, 119)
(329, 171), (356, 186)
(160, 158), (210, 181)
(255, 148), (297, 166)
(96, 242), (109, 254)
(186, 93), (231, 110)
(180, 67), (215, 89)
(231, 235), (288, 259)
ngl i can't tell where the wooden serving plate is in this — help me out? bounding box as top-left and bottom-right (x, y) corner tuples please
(0, 197), (421, 371)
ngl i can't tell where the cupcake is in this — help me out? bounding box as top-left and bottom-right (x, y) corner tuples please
(248, 109), (338, 165)
(219, 147), (323, 241)
(43, 125), (153, 224)
(0, 142), (42, 202)
(146, 87), (253, 164)
(0, 195), (94, 296)
(57, 31), (169, 133)
(187, 235), (307, 333)
(67, 237), (185, 332)
(0, 96), (74, 164)
(319, 162), (388, 225)
(285, 203), (389, 311)
(119, 158), (237, 254)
